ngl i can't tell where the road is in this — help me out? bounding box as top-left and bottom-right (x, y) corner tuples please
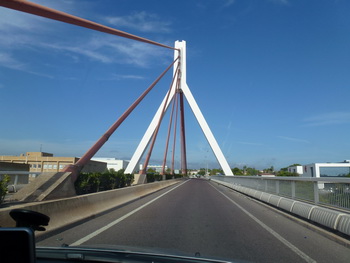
(38, 179), (350, 262)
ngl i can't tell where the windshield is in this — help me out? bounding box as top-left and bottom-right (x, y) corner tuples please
(1, 0), (350, 262)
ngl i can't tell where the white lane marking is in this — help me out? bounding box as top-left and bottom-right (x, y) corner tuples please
(209, 183), (316, 263)
(70, 180), (189, 246)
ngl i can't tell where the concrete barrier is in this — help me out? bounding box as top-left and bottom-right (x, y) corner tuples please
(212, 179), (350, 237)
(0, 179), (182, 234)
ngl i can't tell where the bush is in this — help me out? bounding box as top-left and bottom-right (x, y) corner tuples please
(124, 173), (134, 186)
(165, 174), (174, 180)
(74, 172), (100, 195)
(74, 169), (134, 195)
(0, 175), (10, 204)
(276, 170), (299, 177)
(146, 173), (162, 183)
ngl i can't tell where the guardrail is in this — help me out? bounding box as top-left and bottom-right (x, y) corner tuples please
(0, 179), (182, 234)
(210, 176), (350, 237)
(212, 176), (350, 211)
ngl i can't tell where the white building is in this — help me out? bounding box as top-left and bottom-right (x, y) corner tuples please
(92, 158), (129, 172)
(288, 165), (304, 175)
(139, 164), (168, 173)
(290, 160), (350, 178)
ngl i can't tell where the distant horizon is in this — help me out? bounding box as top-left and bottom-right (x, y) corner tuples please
(1, 150), (349, 171)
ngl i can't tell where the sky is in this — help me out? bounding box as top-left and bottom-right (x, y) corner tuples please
(0, 0), (350, 171)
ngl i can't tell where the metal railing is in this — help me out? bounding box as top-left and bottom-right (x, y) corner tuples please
(212, 176), (350, 211)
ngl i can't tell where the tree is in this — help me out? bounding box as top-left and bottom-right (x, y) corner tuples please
(210, 168), (223, 175)
(246, 167), (259, 175)
(147, 168), (156, 174)
(198, 169), (206, 176)
(0, 175), (10, 204)
(232, 167), (243, 175)
(263, 166), (274, 173)
(290, 164), (301, 167)
(74, 169), (133, 195)
(276, 170), (299, 177)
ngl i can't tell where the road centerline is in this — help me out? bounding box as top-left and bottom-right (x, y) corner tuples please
(70, 180), (189, 246)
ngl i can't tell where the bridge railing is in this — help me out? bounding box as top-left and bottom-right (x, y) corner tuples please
(211, 176), (350, 211)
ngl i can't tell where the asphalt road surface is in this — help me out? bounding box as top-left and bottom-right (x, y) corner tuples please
(38, 179), (350, 262)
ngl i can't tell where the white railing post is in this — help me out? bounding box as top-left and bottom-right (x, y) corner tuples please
(313, 182), (319, 204)
(276, 180), (280, 195)
(291, 181), (296, 199)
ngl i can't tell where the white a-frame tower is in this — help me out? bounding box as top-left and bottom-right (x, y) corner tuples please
(125, 40), (233, 176)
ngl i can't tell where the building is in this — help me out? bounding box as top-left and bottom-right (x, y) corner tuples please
(139, 164), (168, 173)
(91, 158), (129, 172)
(289, 160), (350, 178)
(0, 161), (30, 186)
(0, 152), (107, 173)
(0, 161), (29, 173)
(287, 165), (303, 175)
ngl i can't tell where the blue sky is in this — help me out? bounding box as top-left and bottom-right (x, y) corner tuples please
(1, 0), (350, 170)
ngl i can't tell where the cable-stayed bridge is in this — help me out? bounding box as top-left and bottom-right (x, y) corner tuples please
(0, 1), (350, 262)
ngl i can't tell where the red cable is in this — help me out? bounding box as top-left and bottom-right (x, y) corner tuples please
(161, 67), (181, 175)
(179, 91), (188, 175)
(171, 80), (181, 174)
(0, 0), (177, 50)
(141, 64), (180, 174)
(63, 57), (179, 180)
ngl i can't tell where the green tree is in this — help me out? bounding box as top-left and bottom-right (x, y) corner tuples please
(74, 172), (100, 194)
(246, 167), (259, 175)
(74, 169), (133, 195)
(147, 168), (156, 174)
(263, 166), (274, 173)
(198, 169), (206, 176)
(210, 168), (223, 175)
(276, 170), (299, 177)
(232, 167), (243, 175)
(99, 171), (117, 190)
(0, 175), (10, 204)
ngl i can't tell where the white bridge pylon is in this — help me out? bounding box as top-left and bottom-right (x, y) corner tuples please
(125, 40), (233, 176)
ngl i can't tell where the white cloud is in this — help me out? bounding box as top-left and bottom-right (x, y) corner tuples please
(236, 141), (263, 146)
(38, 35), (170, 67)
(113, 74), (145, 80)
(0, 52), (25, 70)
(303, 112), (350, 126)
(0, 4), (172, 71)
(0, 52), (54, 78)
(278, 136), (310, 144)
(0, 8), (47, 32)
(103, 11), (172, 33)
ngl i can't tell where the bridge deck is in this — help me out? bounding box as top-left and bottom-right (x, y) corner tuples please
(38, 179), (350, 262)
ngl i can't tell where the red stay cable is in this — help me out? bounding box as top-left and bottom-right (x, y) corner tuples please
(161, 67), (180, 175)
(63, 57), (179, 181)
(140, 65), (180, 175)
(0, 0), (177, 50)
(171, 80), (181, 174)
